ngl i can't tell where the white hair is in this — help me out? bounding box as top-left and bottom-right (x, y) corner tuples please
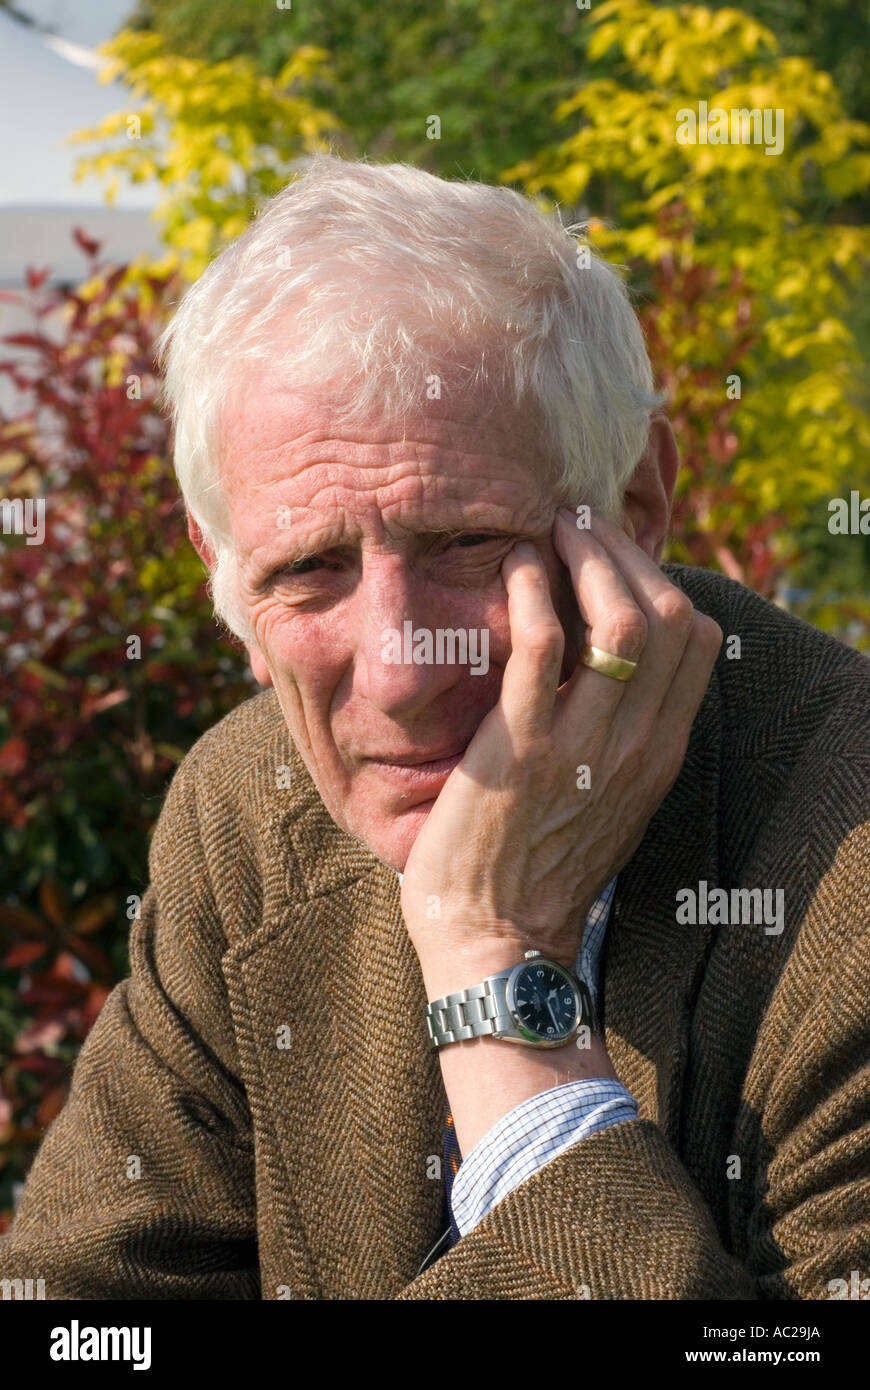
(158, 152), (663, 642)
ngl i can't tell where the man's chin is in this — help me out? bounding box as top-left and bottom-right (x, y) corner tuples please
(347, 800), (436, 875)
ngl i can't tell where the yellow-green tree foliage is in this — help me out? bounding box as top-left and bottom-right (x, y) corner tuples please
(71, 9), (869, 636)
(506, 0), (870, 558)
(72, 32), (342, 279)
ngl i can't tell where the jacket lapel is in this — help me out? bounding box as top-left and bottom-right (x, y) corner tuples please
(602, 663), (722, 1142)
(223, 738), (445, 1299)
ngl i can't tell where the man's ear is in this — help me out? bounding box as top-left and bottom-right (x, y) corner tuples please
(187, 513), (217, 571)
(187, 515), (273, 688)
(247, 645), (273, 688)
(621, 414), (680, 563)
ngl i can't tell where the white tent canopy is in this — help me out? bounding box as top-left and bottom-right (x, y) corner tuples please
(0, 8), (160, 284)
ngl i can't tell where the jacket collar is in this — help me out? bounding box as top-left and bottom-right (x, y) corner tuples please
(223, 736), (445, 1297)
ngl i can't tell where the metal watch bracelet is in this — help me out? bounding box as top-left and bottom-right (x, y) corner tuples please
(424, 964), (593, 1049)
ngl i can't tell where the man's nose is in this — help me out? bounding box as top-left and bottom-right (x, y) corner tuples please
(353, 556), (467, 719)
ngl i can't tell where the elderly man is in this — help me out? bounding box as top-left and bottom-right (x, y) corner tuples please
(2, 154), (868, 1301)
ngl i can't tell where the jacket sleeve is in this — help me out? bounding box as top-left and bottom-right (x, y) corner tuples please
(397, 818), (870, 1301)
(0, 750), (259, 1300)
(450, 1079), (639, 1236)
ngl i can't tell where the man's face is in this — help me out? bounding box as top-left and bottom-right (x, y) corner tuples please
(218, 381), (585, 872)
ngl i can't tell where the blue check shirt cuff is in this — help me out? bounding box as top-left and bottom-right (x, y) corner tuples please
(450, 1078), (639, 1237)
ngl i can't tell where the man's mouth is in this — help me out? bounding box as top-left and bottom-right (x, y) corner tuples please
(365, 743), (469, 766)
(363, 742), (471, 784)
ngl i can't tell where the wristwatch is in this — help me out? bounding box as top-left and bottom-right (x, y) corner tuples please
(424, 949), (593, 1050)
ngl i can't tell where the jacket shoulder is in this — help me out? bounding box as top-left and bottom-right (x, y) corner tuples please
(663, 563), (870, 754)
(159, 686), (291, 812)
(174, 686), (288, 775)
(665, 566), (870, 917)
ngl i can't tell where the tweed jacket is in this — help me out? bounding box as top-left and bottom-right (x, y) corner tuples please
(2, 565), (868, 1300)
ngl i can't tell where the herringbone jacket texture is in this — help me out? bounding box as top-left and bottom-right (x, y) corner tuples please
(2, 566), (868, 1299)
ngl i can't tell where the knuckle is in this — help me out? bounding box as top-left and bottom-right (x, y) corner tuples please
(652, 589), (695, 632)
(626, 722), (654, 760)
(616, 739), (648, 783)
(606, 606), (648, 656)
(523, 730), (558, 767)
(694, 613), (724, 651)
(521, 619), (564, 659)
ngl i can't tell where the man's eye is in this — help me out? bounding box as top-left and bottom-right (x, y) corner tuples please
(273, 535), (501, 579)
(452, 533), (500, 548)
(281, 557), (324, 576)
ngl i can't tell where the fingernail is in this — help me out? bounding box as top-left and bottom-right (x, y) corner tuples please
(512, 542), (537, 561)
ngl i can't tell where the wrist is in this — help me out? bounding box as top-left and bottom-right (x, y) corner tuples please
(418, 946), (522, 1004)
(416, 936), (579, 1003)
(439, 1028), (615, 1080)
(439, 1031), (618, 1157)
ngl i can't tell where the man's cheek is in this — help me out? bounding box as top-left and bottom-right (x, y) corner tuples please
(476, 592), (514, 673)
(250, 604), (308, 675)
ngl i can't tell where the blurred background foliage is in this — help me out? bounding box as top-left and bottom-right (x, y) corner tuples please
(1, 0), (868, 1217)
(0, 246), (254, 1216)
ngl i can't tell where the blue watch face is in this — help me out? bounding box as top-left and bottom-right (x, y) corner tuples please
(511, 962), (579, 1040)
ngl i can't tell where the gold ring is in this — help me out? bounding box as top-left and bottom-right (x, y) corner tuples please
(581, 644), (638, 682)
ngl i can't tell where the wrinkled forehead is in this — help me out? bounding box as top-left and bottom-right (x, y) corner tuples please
(217, 368), (554, 502)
